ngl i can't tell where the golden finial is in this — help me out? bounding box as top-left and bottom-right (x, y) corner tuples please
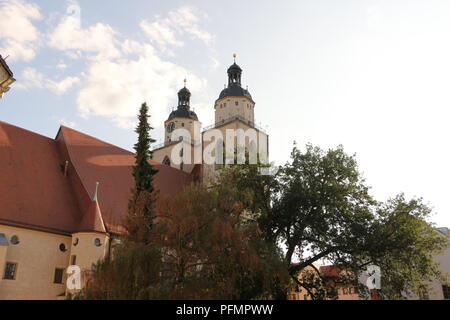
(233, 53), (236, 63)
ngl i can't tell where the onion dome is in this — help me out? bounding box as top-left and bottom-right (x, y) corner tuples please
(218, 54), (252, 100)
(167, 80), (199, 121)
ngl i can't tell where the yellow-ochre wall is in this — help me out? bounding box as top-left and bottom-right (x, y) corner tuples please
(0, 224), (109, 300)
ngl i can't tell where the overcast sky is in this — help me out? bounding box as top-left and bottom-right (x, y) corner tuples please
(1, 0), (449, 227)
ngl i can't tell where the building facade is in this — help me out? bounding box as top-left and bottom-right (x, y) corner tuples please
(0, 57), (269, 299)
(0, 55), (15, 99)
(153, 58), (269, 184)
(0, 122), (192, 299)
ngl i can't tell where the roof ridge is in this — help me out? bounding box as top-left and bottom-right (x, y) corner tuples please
(57, 126), (93, 202)
(0, 121), (55, 142)
(59, 125), (134, 155)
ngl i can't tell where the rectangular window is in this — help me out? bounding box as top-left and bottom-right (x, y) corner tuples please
(3, 262), (17, 280)
(443, 285), (450, 300)
(54, 268), (64, 284)
(71, 255), (77, 265)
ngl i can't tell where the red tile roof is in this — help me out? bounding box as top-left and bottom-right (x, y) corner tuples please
(0, 121), (192, 235)
(319, 265), (343, 278)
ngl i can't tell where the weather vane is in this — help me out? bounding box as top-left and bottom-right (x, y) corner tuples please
(183, 78), (187, 87)
(233, 53), (236, 63)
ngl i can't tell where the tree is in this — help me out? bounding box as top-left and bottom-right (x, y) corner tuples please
(152, 183), (286, 299)
(126, 102), (158, 242)
(229, 143), (448, 299)
(77, 182), (286, 300)
(75, 243), (164, 300)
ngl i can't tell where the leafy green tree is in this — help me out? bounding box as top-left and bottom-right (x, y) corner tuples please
(229, 143), (448, 299)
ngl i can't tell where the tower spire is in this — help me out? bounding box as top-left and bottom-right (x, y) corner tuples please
(93, 181), (100, 202)
(227, 54), (242, 87)
(177, 81), (191, 107)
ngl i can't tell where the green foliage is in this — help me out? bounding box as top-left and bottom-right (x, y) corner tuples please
(127, 103), (158, 242)
(132, 102), (158, 194)
(78, 183), (287, 300)
(227, 143), (448, 300)
(76, 244), (165, 300)
(78, 137), (448, 300)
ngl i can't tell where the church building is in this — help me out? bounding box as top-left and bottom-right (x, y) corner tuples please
(153, 56), (269, 183)
(0, 57), (269, 299)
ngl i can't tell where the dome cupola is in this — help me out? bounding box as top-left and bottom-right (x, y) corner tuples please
(218, 54), (253, 101)
(167, 79), (198, 121)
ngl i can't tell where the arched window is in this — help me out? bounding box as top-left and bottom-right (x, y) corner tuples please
(163, 156), (171, 166)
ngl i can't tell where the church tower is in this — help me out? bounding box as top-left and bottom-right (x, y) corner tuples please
(163, 80), (200, 144)
(153, 56), (269, 182)
(214, 54), (255, 124)
(152, 80), (201, 173)
(201, 55), (269, 184)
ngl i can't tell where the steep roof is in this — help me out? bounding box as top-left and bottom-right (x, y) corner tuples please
(0, 121), (192, 235)
(78, 200), (106, 234)
(0, 121), (81, 235)
(56, 126), (192, 234)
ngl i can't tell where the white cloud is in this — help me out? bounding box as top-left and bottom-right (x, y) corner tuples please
(48, 2), (120, 60)
(56, 61), (67, 70)
(0, 0), (42, 61)
(53, 117), (77, 128)
(140, 6), (214, 51)
(50, 4), (213, 129)
(140, 20), (183, 50)
(8, 2), (214, 128)
(77, 43), (208, 129)
(18, 67), (80, 94)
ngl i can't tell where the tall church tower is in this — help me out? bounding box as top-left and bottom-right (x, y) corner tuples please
(201, 55), (269, 184)
(153, 56), (269, 183)
(214, 54), (255, 124)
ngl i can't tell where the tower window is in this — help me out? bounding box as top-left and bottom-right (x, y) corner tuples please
(235, 101), (238, 106)
(94, 238), (102, 247)
(3, 262), (17, 280)
(163, 156), (171, 166)
(181, 122), (185, 127)
(54, 268), (64, 284)
(10, 235), (19, 245)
